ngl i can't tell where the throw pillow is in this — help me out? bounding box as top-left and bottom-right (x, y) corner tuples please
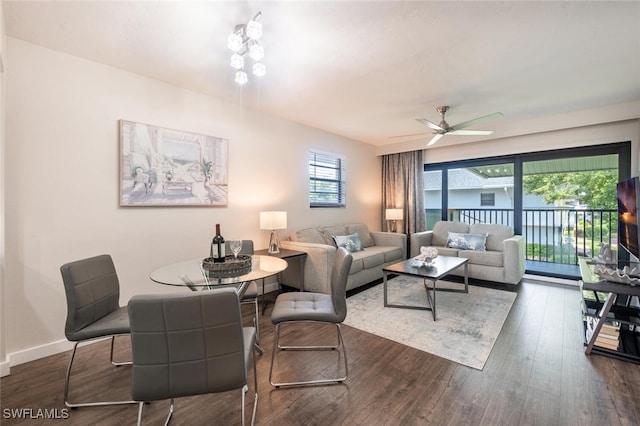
(333, 233), (365, 252)
(446, 232), (487, 251)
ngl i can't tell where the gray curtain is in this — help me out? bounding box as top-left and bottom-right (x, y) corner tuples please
(382, 150), (426, 235)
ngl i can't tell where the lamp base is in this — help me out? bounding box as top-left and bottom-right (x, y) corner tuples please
(268, 230), (280, 254)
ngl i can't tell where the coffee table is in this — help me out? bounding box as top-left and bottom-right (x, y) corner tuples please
(383, 255), (469, 320)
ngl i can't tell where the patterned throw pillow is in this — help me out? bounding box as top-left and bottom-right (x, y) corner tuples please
(446, 232), (487, 251)
(333, 233), (365, 252)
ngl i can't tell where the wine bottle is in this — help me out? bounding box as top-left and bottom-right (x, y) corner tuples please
(211, 224), (225, 263)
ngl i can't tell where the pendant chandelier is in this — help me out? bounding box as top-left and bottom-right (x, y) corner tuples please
(227, 12), (265, 85)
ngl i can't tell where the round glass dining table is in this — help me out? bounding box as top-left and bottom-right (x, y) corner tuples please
(149, 255), (288, 295)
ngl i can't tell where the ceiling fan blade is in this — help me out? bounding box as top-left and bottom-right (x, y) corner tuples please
(416, 118), (444, 131)
(427, 133), (444, 146)
(447, 129), (494, 136)
(449, 112), (503, 132)
(388, 132), (432, 140)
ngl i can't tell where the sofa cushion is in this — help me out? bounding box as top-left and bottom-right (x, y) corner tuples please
(362, 251), (385, 269)
(292, 228), (326, 244)
(446, 232), (487, 251)
(321, 225), (348, 246)
(349, 249), (385, 271)
(459, 249), (504, 267)
(383, 246), (403, 262)
(367, 246), (405, 263)
(431, 246), (459, 257)
(348, 252), (365, 274)
(360, 245), (403, 264)
(333, 233), (365, 252)
(432, 221), (470, 247)
(346, 223), (375, 247)
(470, 223), (514, 252)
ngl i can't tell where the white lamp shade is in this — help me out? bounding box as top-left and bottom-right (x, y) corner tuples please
(385, 208), (403, 221)
(260, 211), (287, 230)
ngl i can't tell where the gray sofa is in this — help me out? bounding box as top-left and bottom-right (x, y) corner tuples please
(280, 223), (406, 294)
(410, 221), (525, 286)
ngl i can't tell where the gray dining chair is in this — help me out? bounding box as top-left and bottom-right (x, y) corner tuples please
(60, 254), (136, 408)
(225, 240), (263, 353)
(128, 288), (258, 426)
(269, 247), (353, 388)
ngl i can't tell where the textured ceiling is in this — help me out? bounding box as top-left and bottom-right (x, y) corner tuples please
(4, 1), (640, 149)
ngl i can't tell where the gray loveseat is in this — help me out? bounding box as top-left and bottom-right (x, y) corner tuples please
(280, 223), (407, 294)
(410, 221), (525, 287)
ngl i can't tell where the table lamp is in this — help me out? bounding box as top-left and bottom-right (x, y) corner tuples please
(260, 211), (287, 253)
(385, 208), (403, 233)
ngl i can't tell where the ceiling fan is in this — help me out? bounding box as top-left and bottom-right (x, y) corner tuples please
(392, 106), (503, 146)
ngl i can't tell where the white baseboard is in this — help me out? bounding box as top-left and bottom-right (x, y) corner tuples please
(8, 339), (74, 370)
(0, 360), (10, 377)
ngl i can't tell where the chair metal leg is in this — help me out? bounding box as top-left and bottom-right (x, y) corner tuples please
(269, 322), (348, 388)
(164, 399), (174, 426)
(136, 402), (144, 426)
(242, 297), (264, 354)
(251, 339), (258, 426)
(64, 340), (137, 408)
(110, 335), (132, 366)
(252, 298), (264, 354)
(253, 298), (260, 345)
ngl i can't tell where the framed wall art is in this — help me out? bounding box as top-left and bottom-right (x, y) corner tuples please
(120, 120), (228, 206)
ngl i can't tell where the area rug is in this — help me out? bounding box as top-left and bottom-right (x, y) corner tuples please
(344, 276), (517, 370)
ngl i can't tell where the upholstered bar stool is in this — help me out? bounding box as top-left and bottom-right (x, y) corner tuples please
(60, 254), (137, 408)
(269, 247), (352, 388)
(128, 288), (258, 426)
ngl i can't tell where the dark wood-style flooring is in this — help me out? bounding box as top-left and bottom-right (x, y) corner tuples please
(2, 279), (640, 425)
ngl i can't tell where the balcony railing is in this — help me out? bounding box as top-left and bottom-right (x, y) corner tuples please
(448, 208), (617, 266)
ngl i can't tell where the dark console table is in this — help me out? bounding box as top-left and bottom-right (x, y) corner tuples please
(578, 257), (640, 363)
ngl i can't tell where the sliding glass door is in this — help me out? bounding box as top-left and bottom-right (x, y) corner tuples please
(423, 142), (630, 278)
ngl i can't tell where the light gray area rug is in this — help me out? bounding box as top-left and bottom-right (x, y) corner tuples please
(344, 276), (517, 370)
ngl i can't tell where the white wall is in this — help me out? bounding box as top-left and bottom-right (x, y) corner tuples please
(0, 0), (8, 377)
(2, 38), (381, 369)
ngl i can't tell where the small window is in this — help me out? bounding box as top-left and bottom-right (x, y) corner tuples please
(309, 150), (346, 207)
(480, 192), (495, 207)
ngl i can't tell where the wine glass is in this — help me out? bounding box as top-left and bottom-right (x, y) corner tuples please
(229, 240), (243, 259)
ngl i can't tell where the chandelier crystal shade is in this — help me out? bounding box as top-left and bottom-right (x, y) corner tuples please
(234, 70), (248, 85)
(230, 53), (244, 70)
(227, 11), (265, 85)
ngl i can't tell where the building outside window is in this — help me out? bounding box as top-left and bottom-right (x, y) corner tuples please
(480, 192), (496, 206)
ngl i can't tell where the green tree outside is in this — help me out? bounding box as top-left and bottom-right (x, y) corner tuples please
(523, 169), (618, 262)
(522, 169), (617, 209)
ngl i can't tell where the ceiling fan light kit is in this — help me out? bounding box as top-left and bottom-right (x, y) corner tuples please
(393, 105), (503, 146)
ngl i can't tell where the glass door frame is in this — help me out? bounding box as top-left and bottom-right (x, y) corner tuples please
(424, 141), (631, 236)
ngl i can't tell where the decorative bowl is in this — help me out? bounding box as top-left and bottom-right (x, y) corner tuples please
(202, 254), (252, 278)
